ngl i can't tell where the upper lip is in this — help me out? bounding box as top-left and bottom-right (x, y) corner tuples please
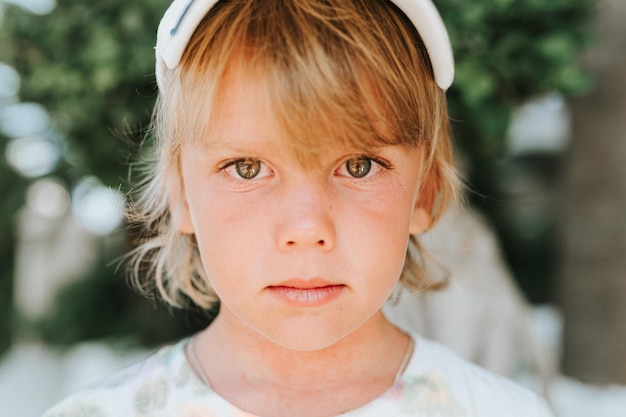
(269, 278), (341, 289)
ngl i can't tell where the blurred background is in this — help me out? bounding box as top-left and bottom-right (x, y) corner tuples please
(0, 0), (625, 416)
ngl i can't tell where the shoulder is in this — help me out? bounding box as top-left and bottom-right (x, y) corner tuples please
(42, 339), (195, 417)
(400, 334), (554, 417)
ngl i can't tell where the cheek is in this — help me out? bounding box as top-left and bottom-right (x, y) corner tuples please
(341, 184), (415, 266)
(183, 163), (266, 238)
(350, 182), (415, 235)
(186, 190), (272, 278)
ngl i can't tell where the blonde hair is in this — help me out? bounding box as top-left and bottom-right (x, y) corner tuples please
(128, 0), (460, 309)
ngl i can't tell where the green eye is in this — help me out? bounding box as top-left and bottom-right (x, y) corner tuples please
(235, 158), (262, 179)
(345, 157), (372, 178)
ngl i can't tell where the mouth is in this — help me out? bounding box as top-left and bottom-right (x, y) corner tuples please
(267, 278), (346, 307)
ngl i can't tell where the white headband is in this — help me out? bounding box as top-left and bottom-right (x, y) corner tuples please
(155, 0), (454, 91)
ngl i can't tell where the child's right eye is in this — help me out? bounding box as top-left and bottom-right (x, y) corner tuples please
(221, 158), (272, 180)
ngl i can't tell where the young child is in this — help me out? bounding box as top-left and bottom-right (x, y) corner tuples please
(44, 0), (555, 416)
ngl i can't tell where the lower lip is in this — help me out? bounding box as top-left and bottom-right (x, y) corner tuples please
(267, 285), (346, 307)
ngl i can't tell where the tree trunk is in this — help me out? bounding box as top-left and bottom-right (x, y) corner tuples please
(559, 0), (626, 384)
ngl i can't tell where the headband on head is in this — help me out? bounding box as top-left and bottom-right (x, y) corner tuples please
(155, 0), (454, 91)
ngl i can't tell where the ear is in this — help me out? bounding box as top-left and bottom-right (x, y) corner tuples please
(409, 177), (436, 235)
(167, 167), (195, 235)
(171, 194), (194, 234)
(409, 205), (432, 235)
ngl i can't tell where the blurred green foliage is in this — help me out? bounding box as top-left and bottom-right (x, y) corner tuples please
(0, 0), (594, 350)
(440, 0), (593, 158)
(0, 1), (162, 186)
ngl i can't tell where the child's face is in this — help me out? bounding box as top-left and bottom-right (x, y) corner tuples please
(173, 63), (432, 350)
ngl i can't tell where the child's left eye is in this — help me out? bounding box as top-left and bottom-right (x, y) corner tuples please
(346, 157), (372, 178)
(337, 156), (387, 179)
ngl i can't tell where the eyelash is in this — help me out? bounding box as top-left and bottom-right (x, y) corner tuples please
(363, 156), (391, 170)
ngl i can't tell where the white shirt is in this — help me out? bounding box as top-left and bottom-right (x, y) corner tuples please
(43, 333), (555, 417)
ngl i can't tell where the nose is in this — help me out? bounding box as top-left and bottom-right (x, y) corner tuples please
(274, 179), (336, 252)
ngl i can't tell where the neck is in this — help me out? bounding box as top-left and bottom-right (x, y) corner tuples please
(193, 308), (411, 392)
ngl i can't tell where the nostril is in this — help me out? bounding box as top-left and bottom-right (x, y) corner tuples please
(317, 240), (325, 246)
